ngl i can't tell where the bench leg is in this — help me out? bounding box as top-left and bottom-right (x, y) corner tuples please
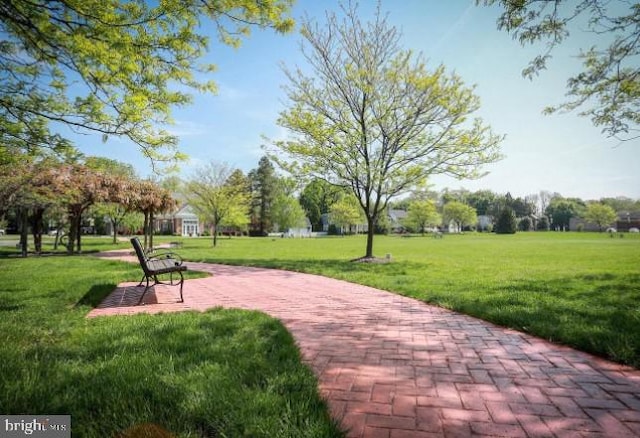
(178, 271), (184, 303)
(137, 275), (152, 305)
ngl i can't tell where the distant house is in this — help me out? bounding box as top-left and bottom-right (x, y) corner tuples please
(320, 213), (368, 234)
(155, 204), (202, 236)
(388, 209), (408, 232)
(569, 217), (604, 232)
(616, 211), (640, 232)
(477, 215), (493, 231)
(284, 217), (313, 238)
(570, 211), (640, 232)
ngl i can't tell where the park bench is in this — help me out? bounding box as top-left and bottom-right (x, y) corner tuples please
(130, 237), (187, 305)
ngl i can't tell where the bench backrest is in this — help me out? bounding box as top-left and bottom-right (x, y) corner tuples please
(130, 237), (152, 275)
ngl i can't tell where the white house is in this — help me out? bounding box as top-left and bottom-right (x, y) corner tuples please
(155, 204), (201, 236)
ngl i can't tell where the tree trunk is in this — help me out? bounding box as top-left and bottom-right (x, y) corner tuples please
(149, 210), (154, 250)
(212, 223), (218, 247)
(365, 216), (375, 258)
(31, 208), (44, 254)
(76, 215), (82, 253)
(143, 212), (149, 250)
(19, 208), (28, 258)
(112, 218), (118, 244)
(67, 210), (77, 254)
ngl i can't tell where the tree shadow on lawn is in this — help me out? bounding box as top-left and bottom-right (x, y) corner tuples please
(452, 272), (640, 367)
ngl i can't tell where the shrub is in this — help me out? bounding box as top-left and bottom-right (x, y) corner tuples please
(537, 215), (550, 231)
(518, 217), (532, 231)
(495, 207), (517, 234)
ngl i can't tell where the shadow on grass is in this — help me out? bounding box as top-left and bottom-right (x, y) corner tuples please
(449, 272), (640, 367)
(75, 283), (118, 308)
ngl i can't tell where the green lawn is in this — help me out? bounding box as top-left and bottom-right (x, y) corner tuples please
(175, 232), (640, 367)
(0, 253), (342, 437)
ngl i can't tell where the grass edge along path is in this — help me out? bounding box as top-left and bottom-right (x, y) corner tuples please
(0, 255), (344, 438)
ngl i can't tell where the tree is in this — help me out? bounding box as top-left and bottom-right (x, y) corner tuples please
(0, 0), (294, 161)
(135, 180), (176, 250)
(584, 203), (618, 231)
(62, 164), (114, 254)
(546, 197), (585, 230)
(405, 200), (441, 235)
(443, 201), (478, 233)
(479, 0), (639, 141)
(273, 3), (502, 258)
(495, 206), (517, 234)
(518, 216), (533, 232)
(249, 156), (278, 236)
(466, 190), (498, 216)
(537, 215), (550, 231)
(329, 195), (364, 236)
(0, 157), (62, 256)
(184, 162), (250, 247)
(299, 179), (343, 231)
(271, 179), (307, 233)
(86, 157), (138, 243)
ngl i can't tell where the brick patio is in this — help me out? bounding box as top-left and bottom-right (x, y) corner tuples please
(89, 251), (640, 437)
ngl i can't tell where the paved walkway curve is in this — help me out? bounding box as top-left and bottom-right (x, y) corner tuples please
(90, 251), (640, 437)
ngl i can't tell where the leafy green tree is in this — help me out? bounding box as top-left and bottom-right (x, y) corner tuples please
(273, 3), (502, 258)
(329, 195), (364, 236)
(479, 0), (639, 141)
(584, 203), (618, 231)
(443, 201), (478, 233)
(299, 179), (343, 231)
(249, 156), (278, 236)
(466, 190), (498, 216)
(405, 200), (441, 235)
(599, 196), (640, 213)
(546, 198), (585, 230)
(271, 179), (307, 233)
(495, 206), (517, 234)
(518, 216), (532, 232)
(185, 162), (250, 247)
(0, 0), (294, 160)
(537, 215), (550, 231)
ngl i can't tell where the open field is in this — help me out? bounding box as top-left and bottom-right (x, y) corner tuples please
(169, 232), (640, 367)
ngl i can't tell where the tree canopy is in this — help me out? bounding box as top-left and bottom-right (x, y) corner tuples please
(184, 161), (250, 246)
(584, 203), (617, 231)
(273, 3), (502, 258)
(0, 0), (294, 162)
(479, 0), (639, 141)
(443, 201), (477, 233)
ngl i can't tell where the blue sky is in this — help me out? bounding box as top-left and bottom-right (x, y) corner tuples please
(74, 0), (640, 200)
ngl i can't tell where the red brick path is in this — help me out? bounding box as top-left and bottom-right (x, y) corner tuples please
(89, 252), (640, 437)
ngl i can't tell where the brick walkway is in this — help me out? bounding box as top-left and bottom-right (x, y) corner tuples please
(89, 252), (640, 437)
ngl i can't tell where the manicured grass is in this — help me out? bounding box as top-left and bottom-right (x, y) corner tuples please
(0, 255), (343, 437)
(173, 232), (640, 367)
